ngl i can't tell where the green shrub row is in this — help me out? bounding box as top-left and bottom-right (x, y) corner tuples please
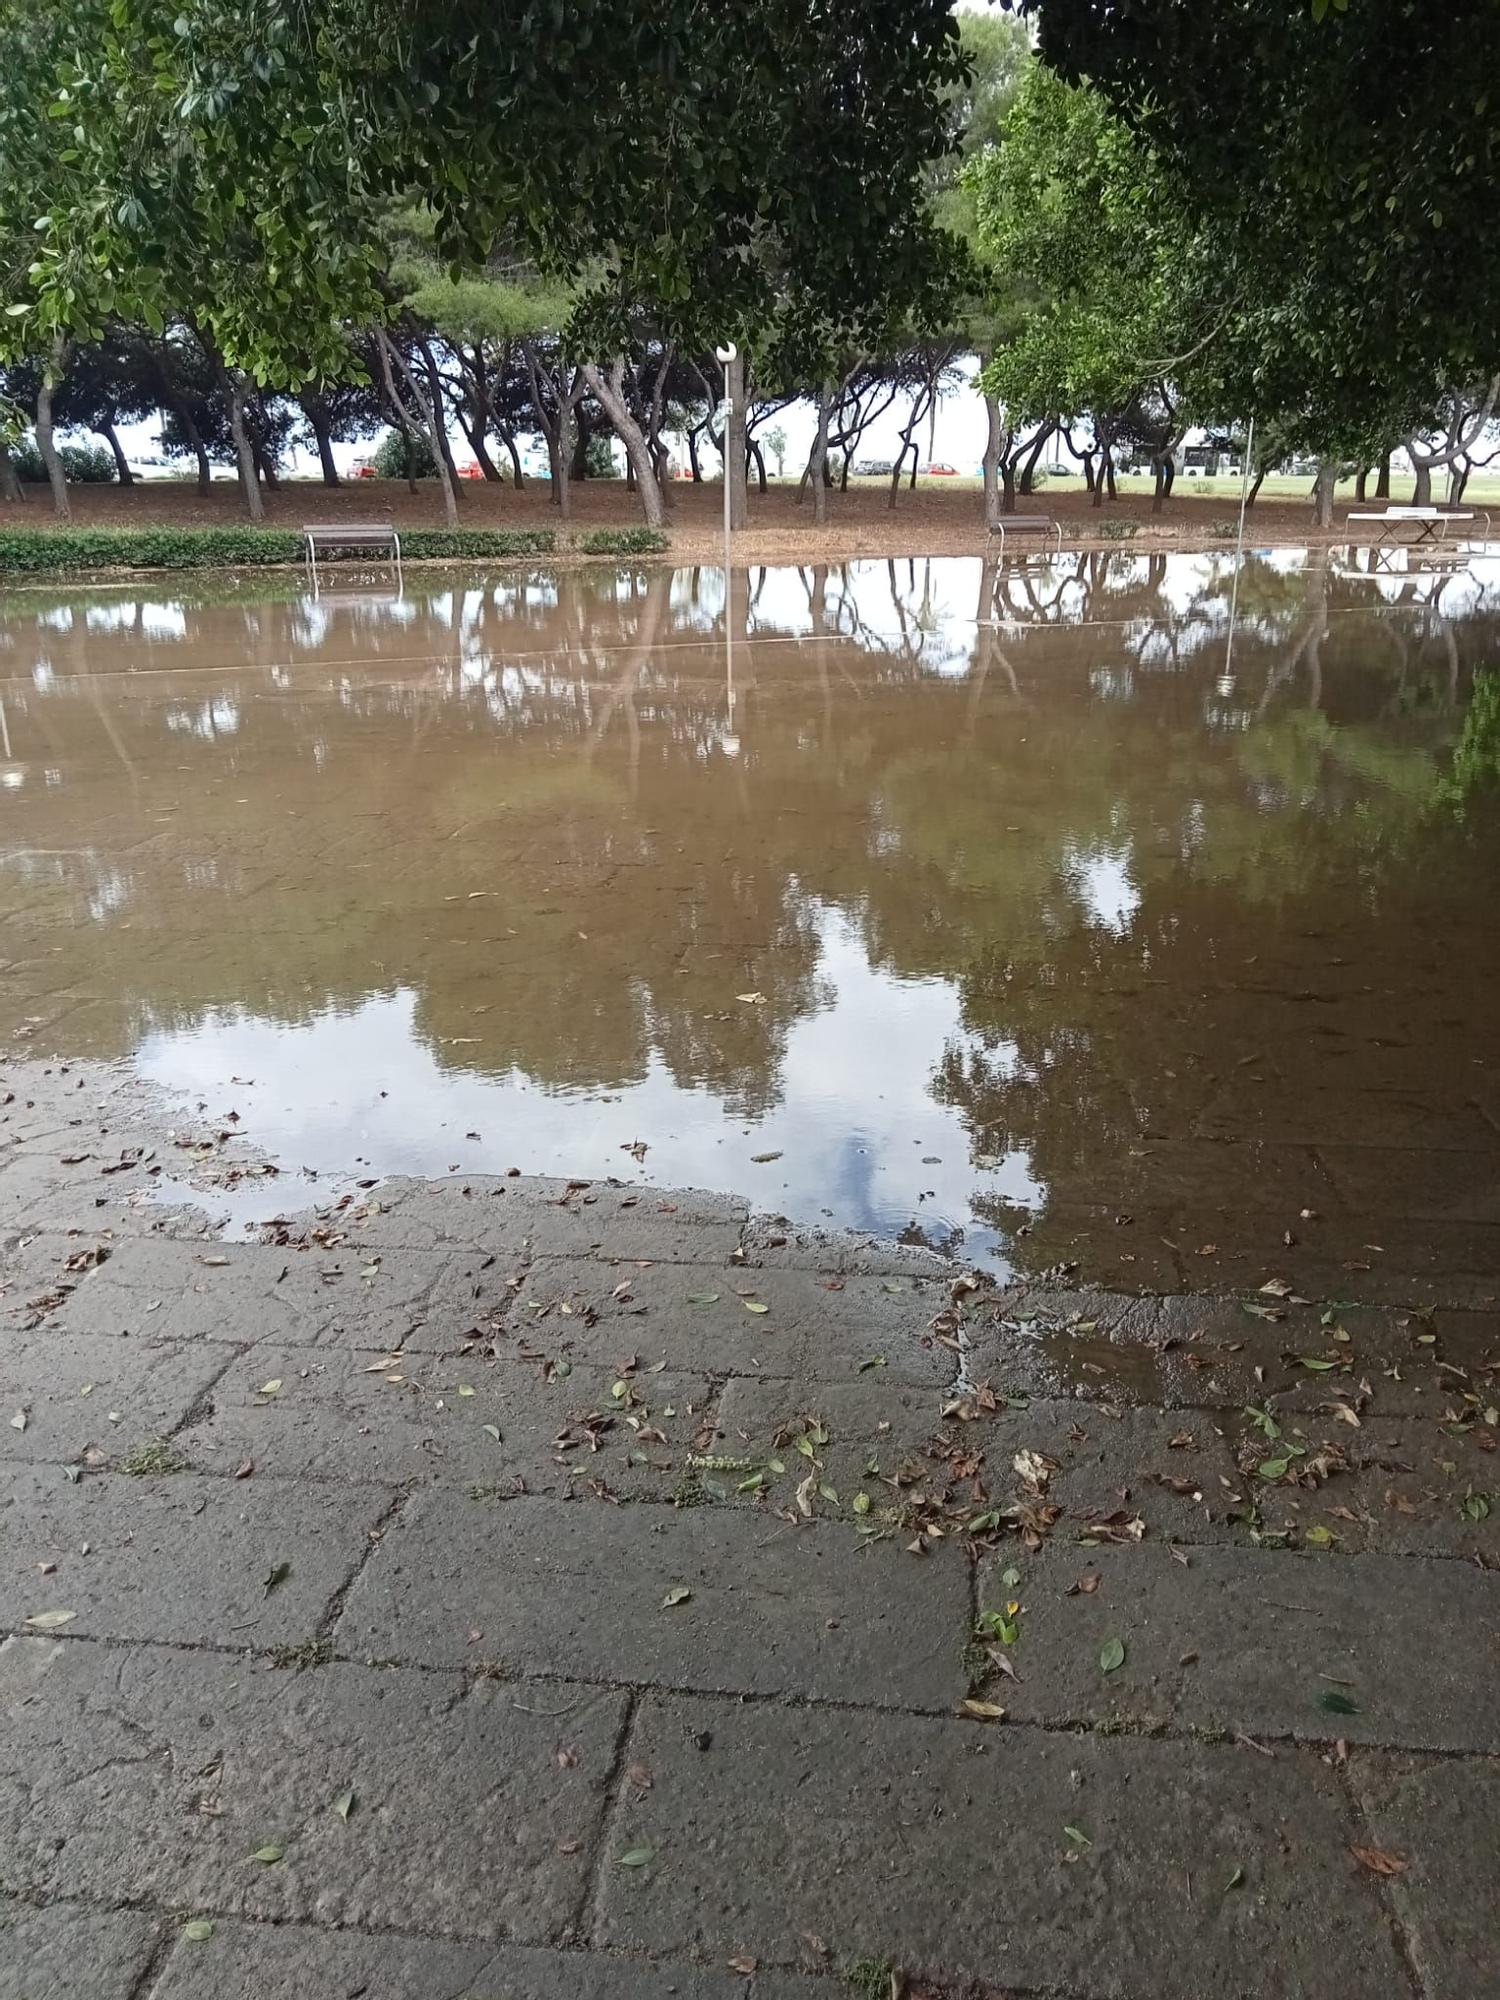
(400, 529), (556, 559)
(0, 524), (560, 575)
(574, 526), (669, 556)
(8, 438), (119, 484)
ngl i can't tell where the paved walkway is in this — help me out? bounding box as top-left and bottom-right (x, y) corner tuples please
(2, 1062), (1497, 1999)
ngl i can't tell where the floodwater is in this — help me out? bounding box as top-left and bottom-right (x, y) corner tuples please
(3, 547), (1499, 1288)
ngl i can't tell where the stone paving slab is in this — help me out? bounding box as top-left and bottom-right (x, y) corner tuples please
(349, 1175), (749, 1263)
(337, 1489), (968, 1710)
(592, 1695), (1407, 1998)
(969, 1285), (1500, 1417)
(0, 1331), (229, 1469)
(736, 1217), (962, 1277)
(447, 1257), (954, 1386)
(714, 1376), (1242, 1542)
(1347, 1755), (1500, 2000)
(0, 1639), (626, 1941)
(0, 1896), (163, 1999)
(45, 1238), (451, 1350)
(975, 1540), (1500, 1754)
(185, 1344), (714, 1497)
(1233, 1408), (1500, 1560)
(0, 1465), (388, 1648)
(146, 1919), (830, 2000)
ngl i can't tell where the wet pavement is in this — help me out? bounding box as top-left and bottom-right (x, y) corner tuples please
(1, 1057), (1498, 1999)
(2, 549), (1498, 1292)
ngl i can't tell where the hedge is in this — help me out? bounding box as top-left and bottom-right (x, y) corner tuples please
(574, 526), (670, 556)
(0, 525), (557, 576)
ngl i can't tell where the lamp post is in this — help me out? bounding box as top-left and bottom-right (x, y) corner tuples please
(715, 343), (738, 753)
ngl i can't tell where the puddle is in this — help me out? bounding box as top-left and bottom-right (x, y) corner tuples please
(3, 549), (1499, 1279)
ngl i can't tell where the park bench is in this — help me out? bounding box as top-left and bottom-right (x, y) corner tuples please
(302, 521), (403, 589)
(986, 514), (1063, 557)
(1345, 506), (1488, 549)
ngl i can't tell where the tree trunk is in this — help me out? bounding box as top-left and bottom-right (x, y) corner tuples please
(456, 407), (502, 481)
(227, 375), (264, 520)
(97, 418), (134, 485)
(1354, 467), (1369, 503)
(35, 337), (72, 522)
(555, 388), (573, 520)
(725, 350), (748, 530)
(420, 339), (464, 505)
(1247, 467), (1267, 508)
(1151, 456), (1167, 514)
(174, 399), (212, 494)
(1018, 421), (1052, 495)
(981, 390), (1003, 530)
(688, 426), (703, 482)
(582, 361), (665, 527)
(571, 425), (589, 480)
(502, 431), (525, 489)
(1375, 451), (1391, 499)
(252, 436), (280, 491)
(1001, 454), (1018, 514)
(809, 382), (833, 526)
(749, 438), (766, 494)
(1411, 460), (1432, 506)
(309, 414), (341, 486)
(376, 327), (458, 524)
(0, 441), (24, 503)
(1312, 459), (1336, 528)
(403, 432), (418, 493)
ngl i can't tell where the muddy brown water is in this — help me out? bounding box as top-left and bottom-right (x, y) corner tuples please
(3, 548), (1499, 1290)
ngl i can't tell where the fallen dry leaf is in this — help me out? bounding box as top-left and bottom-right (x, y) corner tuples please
(1350, 1845), (1408, 1877)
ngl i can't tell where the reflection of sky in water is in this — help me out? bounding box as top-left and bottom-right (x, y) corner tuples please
(6, 546), (1499, 1273)
(136, 904), (1043, 1266)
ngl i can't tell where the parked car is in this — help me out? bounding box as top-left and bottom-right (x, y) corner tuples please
(352, 458), (378, 479)
(852, 459), (895, 477)
(925, 461), (958, 476)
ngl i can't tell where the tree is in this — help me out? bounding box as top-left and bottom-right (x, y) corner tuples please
(967, 66), (1204, 512)
(1022, 0), (1500, 459)
(53, 0), (968, 526)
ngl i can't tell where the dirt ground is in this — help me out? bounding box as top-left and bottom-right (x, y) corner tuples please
(11, 474), (1402, 565)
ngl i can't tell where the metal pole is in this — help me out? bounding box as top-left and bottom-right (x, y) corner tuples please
(716, 343), (737, 740)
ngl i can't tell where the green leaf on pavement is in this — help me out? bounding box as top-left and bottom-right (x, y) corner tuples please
(617, 1844), (654, 1867)
(1317, 1689), (1359, 1714)
(331, 1787), (355, 1821)
(182, 1919), (215, 1942)
(1099, 1636), (1126, 1673)
(248, 1842), (285, 1865)
(661, 1586), (692, 1607)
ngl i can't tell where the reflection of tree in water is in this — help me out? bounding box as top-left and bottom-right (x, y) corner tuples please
(3, 550), (1498, 1212)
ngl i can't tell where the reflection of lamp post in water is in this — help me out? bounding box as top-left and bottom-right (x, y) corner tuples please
(715, 342), (740, 754)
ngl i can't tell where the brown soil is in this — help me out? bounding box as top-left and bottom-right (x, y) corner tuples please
(13, 474), (1361, 564)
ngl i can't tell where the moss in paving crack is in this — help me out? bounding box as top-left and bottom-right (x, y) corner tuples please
(121, 1437), (189, 1477)
(268, 1636), (333, 1671)
(844, 1959), (898, 1999)
(672, 1473), (709, 1507)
